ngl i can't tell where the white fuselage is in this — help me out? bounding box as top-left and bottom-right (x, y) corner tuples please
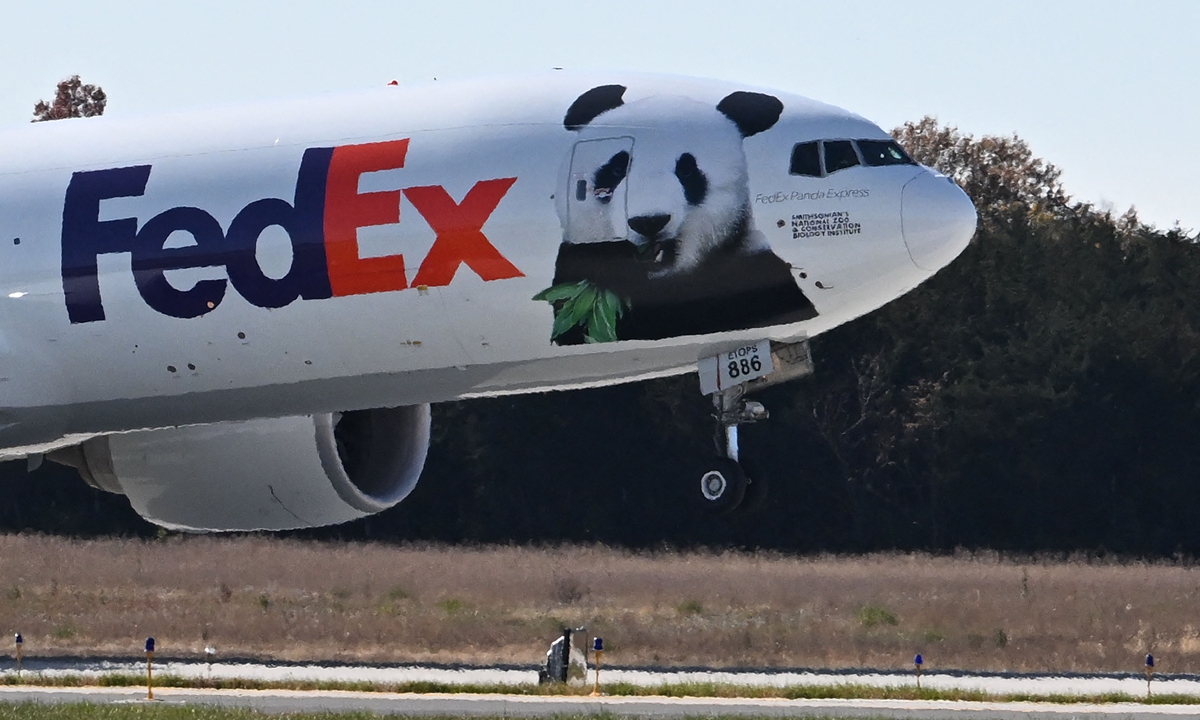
(0, 72), (975, 457)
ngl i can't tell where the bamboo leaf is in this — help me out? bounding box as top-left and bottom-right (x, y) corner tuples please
(551, 302), (579, 339)
(586, 297), (619, 343)
(533, 281), (588, 303)
(604, 289), (631, 318)
(566, 284), (597, 328)
(599, 289), (624, 322)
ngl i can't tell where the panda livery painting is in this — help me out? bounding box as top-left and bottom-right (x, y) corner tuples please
(535, 84), (818, 345)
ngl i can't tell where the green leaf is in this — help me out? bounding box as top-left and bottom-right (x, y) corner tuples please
(533, 281), (588, 303)
(598, 289), (624, 322)
(543, 282), (628, 342)
(566, 284), (597, 327)
(551, 303), (580, 339)
(585, 297), (618, 343)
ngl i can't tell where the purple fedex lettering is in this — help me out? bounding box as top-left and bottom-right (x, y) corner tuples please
(224, 147), (333, 308)
(60, 149), (335, 323)
(61, 165), (150, 323)
(132, 206), (227, 318)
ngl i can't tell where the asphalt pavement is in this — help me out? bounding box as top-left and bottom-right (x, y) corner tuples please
(2, 685), (1198, 719)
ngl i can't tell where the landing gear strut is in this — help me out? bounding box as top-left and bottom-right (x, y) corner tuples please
(698, 384), (767, 513)
(695, 339), (813, 513)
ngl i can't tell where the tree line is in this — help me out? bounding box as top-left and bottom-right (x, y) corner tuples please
(4, 79), (1200, 555)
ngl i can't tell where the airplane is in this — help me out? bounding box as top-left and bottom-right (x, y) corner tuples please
(0, 72), (976, 531)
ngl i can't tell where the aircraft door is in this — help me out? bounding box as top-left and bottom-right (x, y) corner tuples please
(566, 137), (634, 241)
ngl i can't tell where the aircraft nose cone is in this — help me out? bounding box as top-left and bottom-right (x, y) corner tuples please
(901, 171), (977, 272)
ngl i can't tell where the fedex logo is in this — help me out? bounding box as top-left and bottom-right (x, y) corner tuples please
(61, 139), (522, 323)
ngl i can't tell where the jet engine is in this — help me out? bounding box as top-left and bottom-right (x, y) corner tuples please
(47, 406), (430, 532)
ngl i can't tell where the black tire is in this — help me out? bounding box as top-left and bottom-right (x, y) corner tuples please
(737, 465), (770, 514)
(699, 457), (747, 513)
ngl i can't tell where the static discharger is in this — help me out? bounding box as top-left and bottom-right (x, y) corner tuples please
(590, 637), (603, 696)
(14, 633), (21, 675)
(914, 653), (923, 689)
(145, 637), (155, 700)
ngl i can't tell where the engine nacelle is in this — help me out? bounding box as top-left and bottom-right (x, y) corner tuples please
(48, 406), (430, 532)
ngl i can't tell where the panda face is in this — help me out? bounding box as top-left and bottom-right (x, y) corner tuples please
(556, 92), (773, 275)
(542, 86), (815, 344)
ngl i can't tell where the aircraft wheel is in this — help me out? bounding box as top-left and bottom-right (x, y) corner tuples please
(699, 457), (747, 513)
(738, 466), (770, 514)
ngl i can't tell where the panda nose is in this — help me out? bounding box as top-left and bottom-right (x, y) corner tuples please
(629, 214), (671, 239)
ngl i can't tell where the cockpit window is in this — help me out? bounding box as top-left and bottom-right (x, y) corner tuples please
(791, 138), (913, 176)
(823, 140), (860, 174)
(789, 142), (821, 177)
(857, 139), (916, 167)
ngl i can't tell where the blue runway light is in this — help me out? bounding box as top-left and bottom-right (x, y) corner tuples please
(1146, 653), (1155, 668)
(14, 634), (21, 645)
(145, 637), (155, 653)
(914, 653), (923, 667)
(593, 637), (603, 652)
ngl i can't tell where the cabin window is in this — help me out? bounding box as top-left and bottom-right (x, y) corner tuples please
(823, 140), (860, 174)
(789, 142), (821, 177)
(857, 139), (916, 167)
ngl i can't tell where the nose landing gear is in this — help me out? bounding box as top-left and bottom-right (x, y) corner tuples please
(699, 385), (767, 513)
(695, 338), (813, 513)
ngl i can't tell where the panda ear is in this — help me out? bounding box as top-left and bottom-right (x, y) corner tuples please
(717, 92), (784, 137)
(564, 85), (626, 131)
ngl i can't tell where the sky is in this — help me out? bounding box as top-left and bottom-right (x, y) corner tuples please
(2, 0), (1197, 232)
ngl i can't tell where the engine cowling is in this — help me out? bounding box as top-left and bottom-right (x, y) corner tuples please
(48, 406), (430, 532)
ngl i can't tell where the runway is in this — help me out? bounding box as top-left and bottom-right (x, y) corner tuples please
(11, 657), (1200, 697)
(1, 684), (1198, 719)
(5, 660), (1200, 718)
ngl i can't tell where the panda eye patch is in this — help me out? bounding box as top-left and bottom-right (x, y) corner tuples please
(592, 151), (630, 205)
(675, 153), (708, 206)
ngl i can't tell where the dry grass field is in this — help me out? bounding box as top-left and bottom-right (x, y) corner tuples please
(1, 534), (1199, 674)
